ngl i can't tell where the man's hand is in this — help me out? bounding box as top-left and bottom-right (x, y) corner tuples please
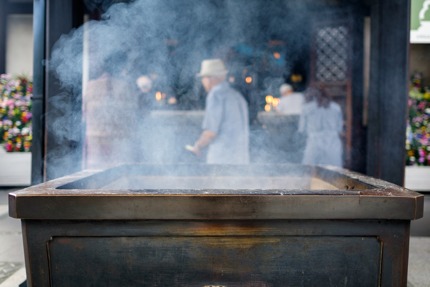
(185, 145), (201, 156)
(186, 130), (217, 157)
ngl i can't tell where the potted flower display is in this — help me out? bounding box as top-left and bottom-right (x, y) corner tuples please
(0, 74), (32, 152)
(405, 72), (430, 191)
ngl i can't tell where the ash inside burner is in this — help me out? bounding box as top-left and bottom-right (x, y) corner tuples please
(56, 164), (375, 193)
(100, 176), (338, 191)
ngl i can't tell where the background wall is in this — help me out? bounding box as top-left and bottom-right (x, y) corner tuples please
(410, 44), (430, 79)
(6, 14), (33, 77)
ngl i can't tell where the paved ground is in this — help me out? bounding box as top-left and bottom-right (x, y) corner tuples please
(0, 188), (25, 287)
(409, 237), (430, 287)
(411, 194), (430, 237)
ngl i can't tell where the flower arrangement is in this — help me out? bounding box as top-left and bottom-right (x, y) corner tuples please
(406, 72), (430, 166)
(0, 74), (32, 152)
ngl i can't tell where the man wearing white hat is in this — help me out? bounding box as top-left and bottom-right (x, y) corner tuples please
(187, 59), (250, 164)
(276, 83), (304, 115)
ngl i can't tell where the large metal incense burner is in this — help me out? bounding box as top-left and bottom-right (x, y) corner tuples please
(10, 164), (423, 286)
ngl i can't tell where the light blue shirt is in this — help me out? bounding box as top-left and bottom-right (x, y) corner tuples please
(202, 82), (250, 164)
(299, 101), (343, 166)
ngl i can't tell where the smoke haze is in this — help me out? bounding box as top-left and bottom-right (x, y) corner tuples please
(47, 0), (348, 179)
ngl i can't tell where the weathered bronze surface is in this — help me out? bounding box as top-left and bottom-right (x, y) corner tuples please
(9, 164), (423, 220)
(9, 164), (424, 286)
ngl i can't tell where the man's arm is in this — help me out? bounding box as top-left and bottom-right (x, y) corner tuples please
(189, 130), (217, 156)
(189, 90), (222, 156)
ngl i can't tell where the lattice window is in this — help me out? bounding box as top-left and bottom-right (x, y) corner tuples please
(315, 26), (349, 82)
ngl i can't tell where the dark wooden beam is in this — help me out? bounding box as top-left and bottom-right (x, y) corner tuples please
(45, 0), (84, 181)
(350, 3), (367, 173)
(367, 0), (410, 186)
(0, 0), (6, 74)
(31, 0), (46, 184)
(32, 0), (84, 183)
(6, 2), (33, 14)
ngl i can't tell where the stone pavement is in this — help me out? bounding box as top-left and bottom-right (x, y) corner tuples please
(0, 188), (25, 287)
(408, 237), (430, 287)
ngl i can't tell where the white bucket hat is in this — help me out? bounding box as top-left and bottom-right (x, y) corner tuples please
(197, 59), (228, 77)
(280, 83), (293, 94)
(136, 75), (152, 93)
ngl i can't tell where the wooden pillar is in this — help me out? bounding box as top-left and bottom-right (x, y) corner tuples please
(350, 4), (368, 174)
(367, 0), (410, 186)
(31, 0), (46, 184)
(31, 0), (84, 183)
(7, 2), (33, 14)
(0, 0), (7, 74)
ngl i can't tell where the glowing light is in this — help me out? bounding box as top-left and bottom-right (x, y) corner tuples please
(291, 74), (303, 83)
(273, 52), (281, 59)
(272, 98), (280, 107)
(264, 104), (271, 112)
(155, 91), (162, 101)
(168, 97), (177, 105)
(245, 76), (253, 84)
(265, 95), (273, 104)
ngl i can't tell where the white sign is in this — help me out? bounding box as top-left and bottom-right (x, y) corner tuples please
(411, 0), (430, 43)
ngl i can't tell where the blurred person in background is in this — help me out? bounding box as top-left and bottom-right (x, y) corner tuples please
(136, 75), (154, 113)
(276, 83), (304, 115)
(187, 59), (249, 164)
(299, 84), (343, 166)
(84, 52), (137, 168)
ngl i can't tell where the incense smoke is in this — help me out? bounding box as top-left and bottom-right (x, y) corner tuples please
(47, 0), (345, 180)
